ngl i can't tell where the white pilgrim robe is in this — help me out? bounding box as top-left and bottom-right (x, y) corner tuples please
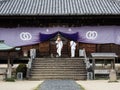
(55, 40), (63, 57)
(70, 40), (76, 57)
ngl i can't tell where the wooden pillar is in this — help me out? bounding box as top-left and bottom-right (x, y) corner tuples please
(96, 44), (100, 52)
(92, 59), (95, 79)
(112, 58), (115, 69)
(113, 58), (115, 69)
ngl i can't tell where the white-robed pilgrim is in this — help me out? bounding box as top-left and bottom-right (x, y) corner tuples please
(70, 40), (76, 57)
(55, 36), (63, 57)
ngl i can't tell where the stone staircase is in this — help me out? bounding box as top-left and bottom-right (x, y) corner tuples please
(29, 58), (87, 80)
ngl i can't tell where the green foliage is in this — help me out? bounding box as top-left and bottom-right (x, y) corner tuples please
(33, 84), (40, 90)
(5, 77), (15, 82)
(16, 63), (27, 78)
(79, 84), (85, 90)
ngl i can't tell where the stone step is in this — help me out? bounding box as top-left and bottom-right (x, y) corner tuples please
(30, 75), (87, 80)
(32, 64), (85, 67)
(31, 69), (86, 73)
(31, 67), (86, 70)
(33, 61), (84, 64)
(33, 61), (84, 63)
(31, 68), (86, 71)
(29, 58), (87, 80)
(30, 73), (86, 75)
(33, 60), (84, 63)
(32, 64), (85, 68)
(32, 65), (85, 67)
(31, 70), (87, 74)
(34, 58), (85, 61)
(31, 74), (87, 77)
(31, 71), (86, 74)
(34, 58), (83, 60)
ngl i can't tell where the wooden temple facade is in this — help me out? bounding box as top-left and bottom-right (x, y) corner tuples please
(0, 16), (120, 61)
(0, 0), (120, 62)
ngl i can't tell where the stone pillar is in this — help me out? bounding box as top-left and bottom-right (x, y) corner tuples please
(109, 69), (117, 82)
(7, 58), (12, 78)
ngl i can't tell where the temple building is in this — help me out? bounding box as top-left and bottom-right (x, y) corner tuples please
(0, 0), (120, 80)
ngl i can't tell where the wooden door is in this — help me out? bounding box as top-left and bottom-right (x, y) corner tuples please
(39, 41), (50, 57)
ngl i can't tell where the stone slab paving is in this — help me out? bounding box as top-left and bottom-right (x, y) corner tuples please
(39, 80), (81, 90)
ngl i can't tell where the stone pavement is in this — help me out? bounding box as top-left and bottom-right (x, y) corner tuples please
(39, 80), (81, 90)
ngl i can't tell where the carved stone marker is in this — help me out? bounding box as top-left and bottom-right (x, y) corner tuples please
(109, 69), (117, 82)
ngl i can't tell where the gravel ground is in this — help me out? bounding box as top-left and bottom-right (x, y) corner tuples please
(39, 80), (81, 90)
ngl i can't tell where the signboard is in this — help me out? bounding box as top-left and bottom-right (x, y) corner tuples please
(94, 69), (110, 74)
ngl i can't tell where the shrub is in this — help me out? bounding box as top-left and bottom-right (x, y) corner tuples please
(16, 63), (27, 78)
(5, 77), (15, 82)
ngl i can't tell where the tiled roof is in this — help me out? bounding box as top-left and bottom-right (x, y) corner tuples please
(0, 0), (120, 15)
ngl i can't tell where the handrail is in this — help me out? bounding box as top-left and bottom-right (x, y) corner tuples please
(27, 58), (33, 78)
(28, 58), (33, 69)
(79, 48), (90, 69)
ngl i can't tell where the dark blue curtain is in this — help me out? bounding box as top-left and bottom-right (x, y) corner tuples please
(40, 32), (58, 42)
(60, 32), (78, 41)
(39, 32), (78, 42)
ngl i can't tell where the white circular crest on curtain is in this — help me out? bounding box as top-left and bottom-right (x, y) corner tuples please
(20, 32), (32, 41)
(86, 31), (97, 40)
